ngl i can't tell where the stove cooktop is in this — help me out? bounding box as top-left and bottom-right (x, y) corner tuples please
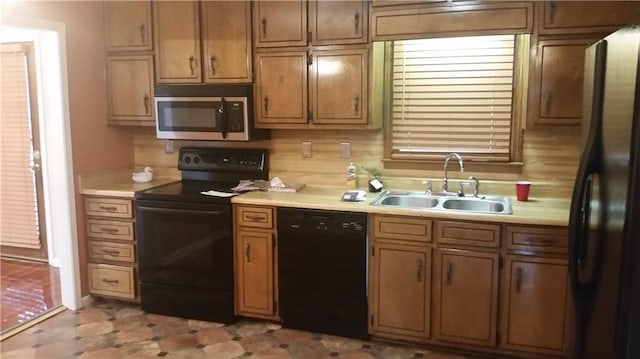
(135, 147), (269, 205)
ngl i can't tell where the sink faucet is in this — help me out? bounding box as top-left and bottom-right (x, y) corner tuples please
(442, 153), (464, 192)
(468, 176), (480, 197)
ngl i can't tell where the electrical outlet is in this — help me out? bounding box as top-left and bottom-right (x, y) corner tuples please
(340, 142), (351, 159)
(164, 140), (174, 154)
(302, 141), (312, 158)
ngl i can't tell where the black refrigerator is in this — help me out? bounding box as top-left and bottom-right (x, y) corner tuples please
(569, 25), (640, 359)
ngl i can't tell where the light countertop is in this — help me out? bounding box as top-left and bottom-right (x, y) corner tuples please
(232, 186), (571, 227)
(79, 169), (179, 198)
(80, 171), (570, 226)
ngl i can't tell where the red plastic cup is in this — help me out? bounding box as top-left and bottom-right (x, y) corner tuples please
(515, 181), (531, 201)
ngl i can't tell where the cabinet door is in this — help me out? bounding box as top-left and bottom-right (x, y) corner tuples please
(433, 249), (499, 347)
(103, 1), (152, 52)
(371, 242), (431, 341)
(310, 1), (368, 45)
(106, 55), (154, 126)
(201, 1), (252, 83)
(529, 39), (593, 126)
(254, 1), (307, 48)
(236, 230), (274, 317)
(153, 1), (201, 83)
(501, 255), (570, 355)
(311, 48), (368, 125)
(538, 1), (640, 35)
(255, 51), (308, 125)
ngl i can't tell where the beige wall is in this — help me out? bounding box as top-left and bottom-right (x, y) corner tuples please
(3, 1), (134, 295)
(134, 125), (580, 199)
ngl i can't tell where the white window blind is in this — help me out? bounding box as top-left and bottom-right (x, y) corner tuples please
(1, 43), (42, 249)
(391, 35), (515, 162)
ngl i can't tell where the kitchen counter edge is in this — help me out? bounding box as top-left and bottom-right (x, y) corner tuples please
(231, 186), (570, 227)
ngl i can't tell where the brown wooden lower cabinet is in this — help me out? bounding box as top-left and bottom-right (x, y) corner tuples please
(501, 255), (571, 356)
(433, 249), (499, 347)
(370, 242), (431, 341)
(235, 229), (274, 317)
(233, 204), (278, 321)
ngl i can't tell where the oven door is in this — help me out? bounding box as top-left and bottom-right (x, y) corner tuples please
(135, 199), (233, 291)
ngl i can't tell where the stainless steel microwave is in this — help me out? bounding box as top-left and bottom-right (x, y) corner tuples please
(154, 85), (269, 141)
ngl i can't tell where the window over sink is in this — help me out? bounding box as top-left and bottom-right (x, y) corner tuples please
(380, 34), (529, 169)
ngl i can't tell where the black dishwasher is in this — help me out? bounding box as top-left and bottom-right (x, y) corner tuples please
(277, 208), (368, 340)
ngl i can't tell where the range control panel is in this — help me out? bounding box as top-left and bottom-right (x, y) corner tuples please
(178, 147), (268, 173)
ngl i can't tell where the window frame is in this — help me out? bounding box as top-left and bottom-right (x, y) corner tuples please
(381, 34), (529, 172)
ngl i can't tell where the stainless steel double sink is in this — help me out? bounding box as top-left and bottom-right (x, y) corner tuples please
(370, 190), (513, 215)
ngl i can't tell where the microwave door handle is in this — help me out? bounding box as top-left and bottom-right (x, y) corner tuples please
(218, 97), (228, 140)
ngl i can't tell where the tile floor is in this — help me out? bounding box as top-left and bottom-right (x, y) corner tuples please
(0, 298), (472, 359)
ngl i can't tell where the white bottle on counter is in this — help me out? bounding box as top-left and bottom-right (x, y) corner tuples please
(346, 162), (357, 189)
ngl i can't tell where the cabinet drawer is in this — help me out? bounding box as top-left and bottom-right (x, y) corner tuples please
(88, 241), (135, 263)
(88, 263), (135, 299)
(506, 226), (568, 254)
(85, 197), (133, 219)
(87, 219), (134, 241)
(373, 215), (432, 243)
(435, 221), (500, 248)
(236, 206), (274, 229)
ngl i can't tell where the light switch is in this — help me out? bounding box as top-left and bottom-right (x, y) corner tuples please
(302, 141), (312, 158)
(340, 142), (351, 159)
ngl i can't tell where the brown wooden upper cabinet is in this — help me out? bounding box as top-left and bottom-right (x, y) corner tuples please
(103, 1), (152, 52)
(153, 1), (252, 84)
(528, 38), (593, 126)
(371, 1), (533, 41)
(537, 1), (640, 35)
(106, 55), (155, 126)
(254, 47), (369, 128)
(254, 0), (368, 48)
(254, 51), (308, 125)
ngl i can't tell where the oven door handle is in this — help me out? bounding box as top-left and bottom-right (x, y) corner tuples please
(137, 206), (224, 216)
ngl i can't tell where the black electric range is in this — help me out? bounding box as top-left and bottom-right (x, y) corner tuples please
(134, 147), (268, 323)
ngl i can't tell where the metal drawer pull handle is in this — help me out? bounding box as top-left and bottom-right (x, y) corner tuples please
(549, 1), (556, 24)
(100, 227), (119, 233)
(353, 95), (360, 115)
(143, 94), (149, 114)
(189, 56), (196, 76)
(101, 249), (120, 256)
(416, 259), (423, 282)
(209, 55), (216, 76)
(525, 237), (557, 245)
(261, 17), (267, 38)
(263, 95), (269, 114)
(245, 215), (265, 222)
(446, 262), (453, 285)
(98, 206), (117, 211)
(515, 267), (523, 293)
(139, 24), (145, 43)
(245, 243), (251, 263)
(354, 12), (360, 32)
(102, 278), (119, 284)
(544, 93), (552, 115)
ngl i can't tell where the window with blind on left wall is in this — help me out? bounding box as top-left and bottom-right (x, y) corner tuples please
(383, 34), (528, 167)
(1, 42), (46, 254)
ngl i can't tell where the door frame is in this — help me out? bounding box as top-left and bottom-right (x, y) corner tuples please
(1, 15), (82, 310)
